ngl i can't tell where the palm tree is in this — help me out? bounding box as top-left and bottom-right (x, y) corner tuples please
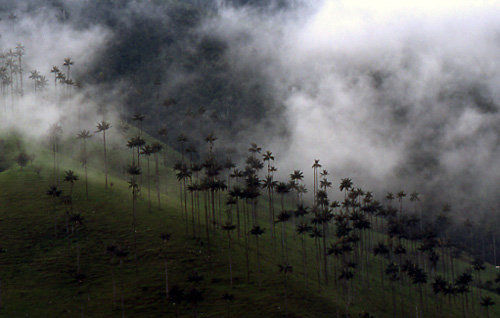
(229, 186), (243, 238)
(290, 170), (304, 204)
(278, 263), (293, 317)
(5, 50), (15, 107)
(297, 222), (312, 286)
(480, 296), (495, 318)
(133, 136), (146, 169)
(50, 66), (60, 88)
(96, 121), (111, 188)
(177, 134), (188, 162)
(127, 164), (141, 269)
(56, 70), (66, 82)
(48, 124), (62, 185)
(410, 191), (421, 220)
(63, 170), (79, 216)
(37, 76), (48, 92)
(151, 142), (163, 208)
(262, 175), (277, 243)
(221, 223), (236, 287)
(158, 126), (168, 162)
(132, 113), (146, 136)
(222, 293), (235, 318)
(276, 210), (291, 263)
(312, 160), (322, 203)
(432, 275), (449, 315)
(275, 182), (290, 213)
(63, 57), (73, 79)
(160, 233), (171, 300)
(175, 164), (192, 234)
(386, 192), (395, 207)
(126, 137), (138, 164)
(397, 191), (406, 216)
(141, 144), (153, 212)
(339, 178), (353, 199)
(205, 133), (217, 156)
(250, 225), (265, 286)
(310, 226), (323, 286)
(77, 130), (92, 199)
(15, 44), (24, 95)
(46, 185), (62, 237)
(471, 258), (485, 296)
(456, 270), (474, 314)
(248, 143), (261, 156)
(410, 267), (428, 317)
(339, 264), (355, 316)
(317, 189), (331, 285)
(262, 150), (274, 174)
(374, 242), (390, 287)
(29, 70), (40, 93)
(385, 262), (400, 318)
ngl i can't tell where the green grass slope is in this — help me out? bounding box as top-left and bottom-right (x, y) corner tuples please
(0, 131), (498, 317)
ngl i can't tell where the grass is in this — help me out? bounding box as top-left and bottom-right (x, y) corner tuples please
(0, 131), (498, 317)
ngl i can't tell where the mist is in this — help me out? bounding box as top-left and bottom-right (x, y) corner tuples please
(204, 0), (500, 218)
(0, 0), (498, 220)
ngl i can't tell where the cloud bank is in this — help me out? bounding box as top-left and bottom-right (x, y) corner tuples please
(205, 0), (500, 215)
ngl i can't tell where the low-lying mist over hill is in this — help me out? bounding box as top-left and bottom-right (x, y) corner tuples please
(0, 0), (498, 221)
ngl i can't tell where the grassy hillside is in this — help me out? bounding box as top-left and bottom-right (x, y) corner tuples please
(0, 130), (498, 317)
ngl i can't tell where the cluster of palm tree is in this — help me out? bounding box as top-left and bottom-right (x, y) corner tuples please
(0, 46), (78, 112)
(161, 129), (498, 317)
(28, 70), (48, 93)
(45, 169), (85, 283)
(8, 58), (495, 316)
(0, 44), (25, 110)
(20, 95), (497, 317)
(50, 57), (77, 97)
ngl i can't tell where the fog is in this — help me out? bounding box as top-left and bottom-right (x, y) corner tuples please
(206, 0), (500, 216)
(0, 0), (498, 218)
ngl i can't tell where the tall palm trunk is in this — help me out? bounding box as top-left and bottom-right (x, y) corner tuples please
(283, 272), (289, 317)
(281, 222), (288, 263)
(163, 151), (168, 196)
(103, 131), (108, 188)
(267, 188), (275, 247)
(53, 139), (57, 185)
(211, 189), (216, 231)
(53, 197), (58, 237)
(315, 235), (321, 286)
(227, 231), (233, 287)
(84, 139), (88, 200)
(255, 235), (261, 287)
(132, 177), (138, 273)
(236, 199), (241, 239)
(146, 156), (151, 212)
(322, 220), (328, 285)
(163, 242), (169, 300)
(190, 181), (195, 237)
(243, 203), (250, 282)
(155, 153), (161, 208)
(183, 179), (188, 233)
(301, 235), (307, 287)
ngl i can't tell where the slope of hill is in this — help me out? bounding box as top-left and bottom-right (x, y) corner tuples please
(0, 131), (498, 317)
